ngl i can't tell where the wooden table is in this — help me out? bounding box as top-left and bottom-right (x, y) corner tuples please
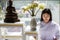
(25, 31), (38, 40)
(0, 23), (23, 40)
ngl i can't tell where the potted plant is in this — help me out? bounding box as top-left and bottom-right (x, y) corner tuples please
(22, 1), (45, 31)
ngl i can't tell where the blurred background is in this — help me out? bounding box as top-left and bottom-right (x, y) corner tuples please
(0, 0), (60, 24)
(0, 0), (60, 40)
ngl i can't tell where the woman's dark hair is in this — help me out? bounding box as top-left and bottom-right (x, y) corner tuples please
(40, 8), (52, 21)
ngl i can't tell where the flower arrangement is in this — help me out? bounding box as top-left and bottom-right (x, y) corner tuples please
(22, 1), (45, 17)
(22, 1), (45, 31)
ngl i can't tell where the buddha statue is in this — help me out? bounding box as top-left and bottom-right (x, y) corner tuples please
(4, 0), (20, 23)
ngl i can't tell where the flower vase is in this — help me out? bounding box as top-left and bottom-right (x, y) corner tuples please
(30, 16), (37, 31)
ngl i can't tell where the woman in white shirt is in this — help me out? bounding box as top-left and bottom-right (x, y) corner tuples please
(39, 8), (60, 40)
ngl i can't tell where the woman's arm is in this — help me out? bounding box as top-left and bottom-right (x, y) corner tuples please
(55, 25), (60, 40)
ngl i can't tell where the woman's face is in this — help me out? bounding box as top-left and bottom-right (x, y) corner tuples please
(42, 13), (50, 23)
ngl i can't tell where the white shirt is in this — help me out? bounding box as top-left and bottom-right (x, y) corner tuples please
(38, 21), (60, 40)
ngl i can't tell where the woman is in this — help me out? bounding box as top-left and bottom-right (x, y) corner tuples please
(39, 8), (60, 40)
